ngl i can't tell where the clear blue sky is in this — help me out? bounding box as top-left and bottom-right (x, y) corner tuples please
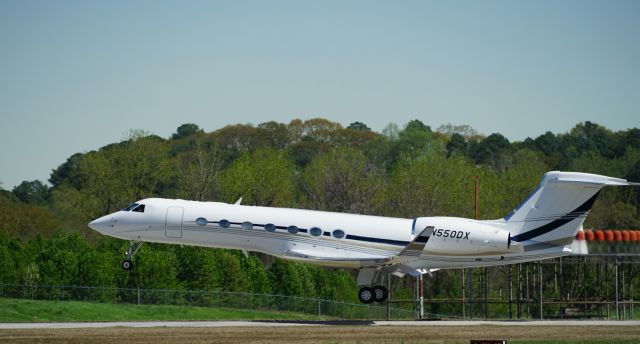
(1, 0), (639, 189)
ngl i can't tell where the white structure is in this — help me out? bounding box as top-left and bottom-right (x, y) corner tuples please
(89, 171), (636, 303)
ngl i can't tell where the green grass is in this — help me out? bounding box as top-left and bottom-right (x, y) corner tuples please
(0, 297), (329, 322)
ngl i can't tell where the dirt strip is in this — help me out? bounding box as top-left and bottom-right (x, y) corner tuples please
(1, 325), (639, 344)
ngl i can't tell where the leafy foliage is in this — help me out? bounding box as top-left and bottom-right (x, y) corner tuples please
(1, 119), (639, 306)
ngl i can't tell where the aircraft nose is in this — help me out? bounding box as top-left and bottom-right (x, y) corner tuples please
(88, 215), (116, 234)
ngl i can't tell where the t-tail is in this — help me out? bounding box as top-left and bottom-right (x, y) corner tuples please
(503, 171), (637, 249)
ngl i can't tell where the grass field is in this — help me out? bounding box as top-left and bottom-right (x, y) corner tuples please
(1, 326), (639, 344)
(1, 298), (639, 343)
(0, 297), (327, 322)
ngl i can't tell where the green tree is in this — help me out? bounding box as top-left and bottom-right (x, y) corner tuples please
(268, 259), (315, 297)
(12, 180), (50, 205)
(176, 138), (220, 201)
(0, 231), (22, 284)
(346, 121), (371, 132)
(302, 148), (383, 214)
(175, 247), (223, 290)
(386, 153), (480, 218)
(468, 133), (513, 172)
(392, 119), (445, 163)
(0, 197), (63, 238)
(132, 245), (181, 290)
(172, 123), (203, 140)
(215, 250), (249, 292)
(218, 148), (295, 206)
(446, 133), (467, 157)
(256, 121), (291, 149)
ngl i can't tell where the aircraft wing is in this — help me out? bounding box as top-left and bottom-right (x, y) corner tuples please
(284, 225), (440, 278)
(380, 264), (440, 278)
(282, 248), (391, 265)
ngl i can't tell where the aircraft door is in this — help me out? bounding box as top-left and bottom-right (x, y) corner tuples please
(165, 206), (184, 238)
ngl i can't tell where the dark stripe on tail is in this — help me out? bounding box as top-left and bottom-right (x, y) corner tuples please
(511, 191), (600, 242)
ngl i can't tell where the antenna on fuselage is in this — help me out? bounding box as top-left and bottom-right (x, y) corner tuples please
(234, 197), (242, 205)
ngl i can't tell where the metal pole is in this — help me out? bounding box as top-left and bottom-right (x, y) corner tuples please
(622, 261), (626, 319)
(508, 265), (513, 320)
(615, 257), (620, 320)
(468, 268), (473, 319)
(484, 267), (488, 320)
(462, 269), (466, 319)
(419, 274), (424, 319)
(386, 273), (391, 320)
(517, 264), (522, 319)
(539, 261), (543, 320)
(629, 265), (635, 319)
(414, 276), (419, 319)
(560, 256), (565, 301)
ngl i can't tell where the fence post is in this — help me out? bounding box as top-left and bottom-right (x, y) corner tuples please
(539, 261), (543, 320)
(317, 298), (321, 317)
(508, 265), (513, 320)
(386, 272), (391, 321)
(615, 257), (620, 320)
(137, 287), (141, 306)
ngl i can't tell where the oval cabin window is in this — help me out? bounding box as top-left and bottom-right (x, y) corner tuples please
(309, 227), (322, 237)
(332, 229), (345, 239)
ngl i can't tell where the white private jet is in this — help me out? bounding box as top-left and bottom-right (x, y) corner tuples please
(89, 171), (637, 303)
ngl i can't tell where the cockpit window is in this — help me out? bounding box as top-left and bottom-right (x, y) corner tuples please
(132, 204), (145, 213)
(123, 203), (139, 211)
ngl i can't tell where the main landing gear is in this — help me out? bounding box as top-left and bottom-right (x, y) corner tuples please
(122, 241), (143, 270)
(358, 285), (388, 304)
(357, 268), (389, 304)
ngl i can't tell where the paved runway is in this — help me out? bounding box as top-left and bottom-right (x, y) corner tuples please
(2, 320), (640, 329)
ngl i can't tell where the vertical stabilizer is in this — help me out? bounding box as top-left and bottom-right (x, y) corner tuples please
(505, 171), (630, 246)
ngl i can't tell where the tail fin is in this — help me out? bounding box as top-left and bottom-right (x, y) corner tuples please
(505, 171), (632, 245)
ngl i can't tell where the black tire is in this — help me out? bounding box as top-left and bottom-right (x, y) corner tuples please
(358, 287), (375, 304)
(373, 285), (388, 302)
(122, 259), (133, 270)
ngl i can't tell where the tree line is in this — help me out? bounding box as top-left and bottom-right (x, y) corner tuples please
(1, 118), (639, 310)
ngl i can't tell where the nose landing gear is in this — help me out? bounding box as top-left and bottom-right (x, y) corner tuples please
(122, 241), (143, 270)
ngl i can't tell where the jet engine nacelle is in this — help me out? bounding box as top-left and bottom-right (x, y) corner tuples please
(414, 217), (518, 256)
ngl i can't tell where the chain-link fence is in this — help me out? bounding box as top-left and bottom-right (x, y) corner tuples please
(0, 283), (415, 320)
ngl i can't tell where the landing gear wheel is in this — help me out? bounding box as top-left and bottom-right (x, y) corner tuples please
(122, 259), (133, 270)
(358, 287), (375, 304)
(121, 241), (142, 270)
(373, 285), (388, 302)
